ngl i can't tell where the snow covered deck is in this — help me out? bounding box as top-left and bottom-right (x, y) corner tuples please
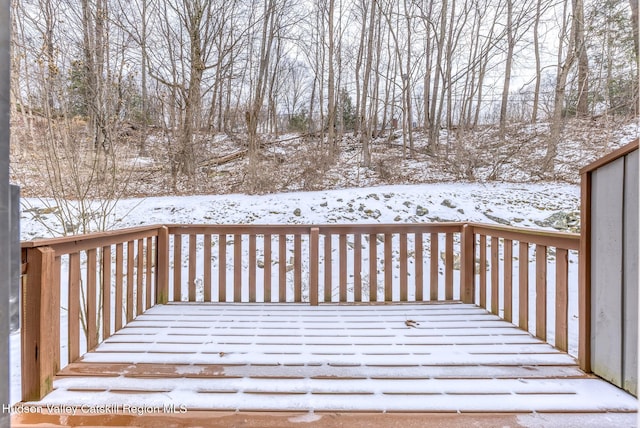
(26, 303), (635, 414)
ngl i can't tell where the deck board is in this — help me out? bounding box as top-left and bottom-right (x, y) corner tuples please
(26, 303), (637, 413)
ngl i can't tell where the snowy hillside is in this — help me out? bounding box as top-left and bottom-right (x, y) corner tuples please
(20, 182), (580, 241)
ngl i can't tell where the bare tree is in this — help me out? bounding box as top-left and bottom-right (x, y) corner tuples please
(574, 0), (589, 117)
(359, 0), (377, 167)
(631, 0), (639, 64)
(545, 0), (575, 173)
(499, 0), (514, 137)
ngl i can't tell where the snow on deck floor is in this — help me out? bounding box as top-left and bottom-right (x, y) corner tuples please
(30, 303), (637, 413)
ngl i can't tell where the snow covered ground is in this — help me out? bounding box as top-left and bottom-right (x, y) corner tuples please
(20, 182), (580, 240)
(13, 182), (581, 405)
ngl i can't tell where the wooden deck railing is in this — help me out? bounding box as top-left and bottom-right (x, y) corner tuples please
(468, 224), (580, 353)
(20, 221), (581, 401)
(165, 224), (465, 304)
(20, 226), (161, 401)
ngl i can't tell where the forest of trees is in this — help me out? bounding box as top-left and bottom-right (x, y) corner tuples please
(9, 0), (639, 186)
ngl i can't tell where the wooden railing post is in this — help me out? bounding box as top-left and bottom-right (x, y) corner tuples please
(309, 228), (319, 306)
(156, 226), (169, 304)
(579, 171), (592, 372)
(460, 224), (475, 304)
(22, 246), (58, 401)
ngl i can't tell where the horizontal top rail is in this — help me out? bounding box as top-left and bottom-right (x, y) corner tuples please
(21, 222), (580, 250)
(167, 223), (464, 235)
(471, 223), (580, 250)
(21, 225), (160, 254)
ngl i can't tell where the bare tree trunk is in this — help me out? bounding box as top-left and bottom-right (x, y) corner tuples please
(499, 0), (514, 138)
(422, 1), (434, 134)
(546, 0), (575, 173)
(574, 0), (589, 117)
(139, 0), (149, 156)
(360, 0), (376, 167)
(444, 0), (456, 132)
(354, 1), (367, 136)
(327, 0), (336, 151)
(371, 13), (383, 138)
(631, 0), (640, 64)
(428, 0), (447, 152)
(247, 0), (279, 187)
(531, 0), (542, 123)
(403, 0), (414, 154)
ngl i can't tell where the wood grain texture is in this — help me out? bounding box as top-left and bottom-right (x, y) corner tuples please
(354, 234), (362, 302)
(218, 234), (227, 302)
(234, 235), (242, 303)
(68, 252), (81, 363)
(518, 242), (529, 332)
(21, 247), (57, 401)
(535, 245), (547, 341)
(555, 248), (568, 352)
(503, 239), (513, 323)
(102, 246), (112, 340)
(445, 233), (454, 301)
(309, 229), (319, 306)
(115, 244), (124, 331)
(430, 233), (438, 301)
(173, 234), (182, 302)
(86, 249), (98, 351)
(479, 235), (487, 309)
(204, 235), (212, 302)
(263, 234), (272, 303)
(490, 237), (499, 315)
(324, 234), (332, 303)
(188, 235), (197, 302)
(127, 241), (134, 322)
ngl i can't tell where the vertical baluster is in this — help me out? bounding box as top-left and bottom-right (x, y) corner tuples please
(102, 246), (111, 340)
(234, 234), (242, 302)
(490, 236), (499, 315)
(249, 234), (257, 302)
(115, 243), (123, 331)
(354, 234), (362, 302)
(279, 234), (286, 302)
(445, 233), (454, 300)
(137, 239), (144, 313)
(156, 227), (169, 304)
(173, 234), (182, 302)
(518, 242), (529, 331)
(127, 241), (134, 322)
(218, 234), (227, 302)
(339, 234), (347, 302)
(415, 233), (424, 301)
(324, 234), (332, 302)
(309, 228), (319, 306)
(504, 239), (513, 322)
(188, 234), (196, 302)
(86, 249), (97, 351)
(145, 236), (152, 309)
(555, 248), (569, 351)
(536, 245), (547, 341)
(294, 234), (302, 302)
(399, 233), (408, 301)
(479, 235), (487, 308)
(369, 233), (377, 302)
(203, 234), (211, 302)
(460, 225), (475, 304)
(264, 234), (272, 302)
(384, 233), (392, 302)
(68, 252), (80, 362)
(430, 233), (439, 300)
